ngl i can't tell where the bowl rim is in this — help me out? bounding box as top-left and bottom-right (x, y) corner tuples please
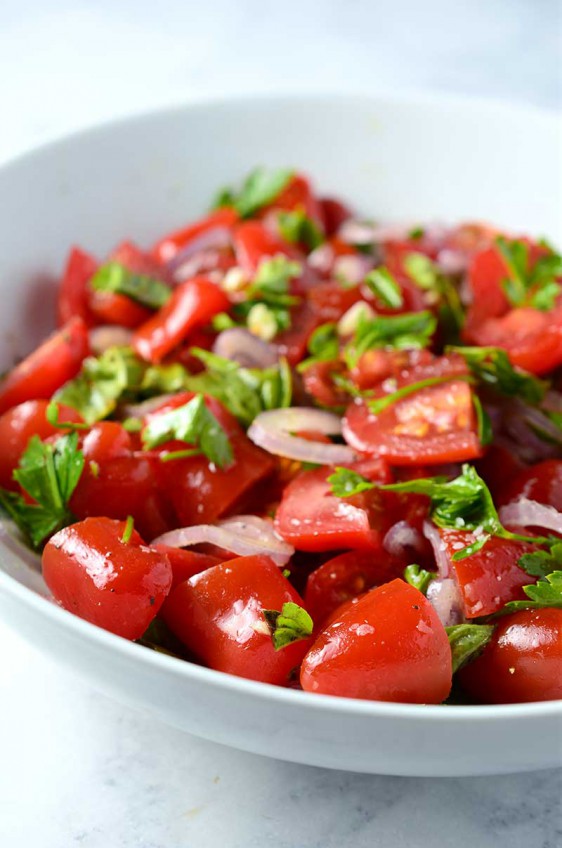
(0, 90), (561, 723)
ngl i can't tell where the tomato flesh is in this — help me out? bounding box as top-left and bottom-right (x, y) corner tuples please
(57, 247), (98, 327)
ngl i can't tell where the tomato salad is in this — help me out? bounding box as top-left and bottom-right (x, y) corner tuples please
(1, 168), (562, 705)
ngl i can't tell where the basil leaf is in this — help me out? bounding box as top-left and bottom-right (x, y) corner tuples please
(90, 262), (172, 310)
(445, 623), (495, 673)
(262, 602), (314, 650)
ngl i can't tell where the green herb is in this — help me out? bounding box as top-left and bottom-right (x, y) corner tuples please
(54, 346), (145, 425)
(215, 168), (294, 219)
(277, 208), (324, 251)
(445, 623), (495, 673)
(0, 432), (84, 548)
(381, 464), (547, 560)
(496, 236), (562, 311)
(364, 267), (404, 309)
(472, 395), (493, 446)
(403, 252), (465, 342)
(121, 515), (135, 544)
(141, 393), (233, 468)
(262, 602), (314, 650)
(235, 255), (302, 335)
(404, 564), (436, 595)
(211, 312), (239, 332)
(90, 262), (172, 310)
(185, 348), (292, 427)
(45, 401), (89, 430)
(504, 571), (562, 612)
(122, 417), (142, 433)
(368, 374), (472, 415)
(518, 542), (562, 579)
(408, 226), (425, 240)
(327, 467), (375, 498)
(141, 362), (189, 395)
(404, 252), (439, 290)
(344, 310), (437, 367)
(297, 322), (339, 372)
(449, 346), (547, 406)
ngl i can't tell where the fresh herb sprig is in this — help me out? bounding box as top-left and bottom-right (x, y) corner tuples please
(213, 167), (294, 219)
(496, 236), (562, 311)
(262, 602), (314, 650)
(90, 262), (172, 310)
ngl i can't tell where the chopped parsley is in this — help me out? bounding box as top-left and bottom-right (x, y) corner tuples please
(213, 167), (294, 219)
(504, 571), (562, 612)
(141, 393), (233, 468)
(235, 255), (301, 336)
(121, 515), (135, 544)
(90, 262), (172, 310)
(327, 467), (375, 498)
(364, 267), (404, 309)
(496, 236), (562, 311)
(297, 322), (339, 372)
(445, 623), (495, 673)
(45, 401), (89, 430)
(262, 602), (314, 650)
(517, 542), (562, 580)
(344, 310), (437, 367)
(404, 564), (436, 595)
(449, 346), (547, 406)
(0, 433), (84, 548)
(277, 208), (324, 251)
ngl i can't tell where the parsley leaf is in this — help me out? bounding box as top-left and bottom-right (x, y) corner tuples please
(297, 322), (339, 372)
(45, 401), (89, 430)
(90, 262), (172, 310)
(184, 348), (292, 428)
(262, 602), (314, 650)
(449, 346), (547, 406)
(404, 252), (439, 290)
(55, 346), (145, 425)
(235, 255), (301, 337)
(403, 252), (465, 342)
(215, 168), (294, 219)
(0, 432), (84, 548)
(445, 623), (495, 673)
(381, 464), (545, 560)
(364, 267), (404, 309)
(404, 564), (436, 594)
(518, 542), (562, 579)
(496, 237), (562, 311)
(141, 393), (233, 468)
(327, 467), (375, 498)
(504, 571), (562, 612)
(344, 310), (437, 367)
(277, 208), (324, 251)
(121, 515), (135, 544)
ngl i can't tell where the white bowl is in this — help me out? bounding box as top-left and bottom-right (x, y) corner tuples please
(0, 93), (561, 777)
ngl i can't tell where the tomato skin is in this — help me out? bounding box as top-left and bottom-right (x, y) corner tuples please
(132, 277), (229, 363)
(0, 316), (90, 416)
(57, 247), (98, 327)
(162, 554), (311, 684)
(151, 208), (239, 265)
(274, 462), (391, 553)
(300, 579), (452, 703)
(350, 348), (434, 392)
(152, 545), (221, 589)
(439, 530), (538, 618)
(500, 460), (562, 511)
(88, 291), (152, 328)
(319, 197), (351, 237)
(233, 220), (297, 273)
(42, 517), (172, 640)
(305, 549), (403, 624)
(275, 302), (321, 366)
(459, 609), (562, 703)
(301, 360), (349, 408)
(464, 246), (511, 331)
(259, 174), (323, 225)
(0, 400), (82, 490)
(307, 281), (364, 322)
(70, 422), (173, 541)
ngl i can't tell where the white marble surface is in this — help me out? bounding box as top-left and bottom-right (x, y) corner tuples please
(1, 2), (562, 846)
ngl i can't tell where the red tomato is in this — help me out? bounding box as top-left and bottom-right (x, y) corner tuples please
(0, 400), (82, 490)
(463, 246), (511, 331)
(88, 291), (152, 328)
(152, 545), (221, 589)
(42, 516), (172, 640)
(275, 301), (321, 366)
(301, 360), (349, 408)
(439, 530), (538, 618)
(144, 393), (275, 525)
(274, 462), (391, 553)
(70, 422), (173, 541)
(475, 442), (525, 502)
(350, 348), (435, 392)
(300, 579), (452, 703)
(151, 208), (239, 265)
(459, 609), (562, 703)
(0, 317), (90, 415)
(162, 554), (311, 684)
(319, 197), (351, 237)
(305, 549), (403, 624)
(57, 247), (98, 327)
(464, 306), (562, 376)
(132, 277), (229, 363)
(500, 460), (562, 511)
(259, 174), (323, 225)
(307, 281), (365, 322)
(233, 220), (298, 273)
(110, 240), (169, 280)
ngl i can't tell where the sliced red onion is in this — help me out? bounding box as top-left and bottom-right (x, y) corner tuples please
(436, 248), (469, 275)
(89, 325), (133, 354)
(247, 408), (356, 464)
(423, 520), (450, 577)
(338, 220), (412, 245)
(212, 328), (278, 368)
(151, 515), (294, 566)
(383, 520), (424, 558)
(501, 399), (562, 462)
(307, 243), (335, 274)
(332, 254), (374, 285)
(499, 498), (562, 535)
(120, 394), (175, 420)
(427, 578), (465, 626)
(166, 226), (232, 271)
(542, 390), (562, 413)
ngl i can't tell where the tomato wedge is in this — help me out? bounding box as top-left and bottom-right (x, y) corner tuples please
(57, 247), (98, 327)
(152, 208), (239, 265)
(499, 460), (562, 511)
(233, 220), (298, 273)
(0, 316), (90, 415)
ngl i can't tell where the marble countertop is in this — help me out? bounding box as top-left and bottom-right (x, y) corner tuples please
(1, 2), (561, 846)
